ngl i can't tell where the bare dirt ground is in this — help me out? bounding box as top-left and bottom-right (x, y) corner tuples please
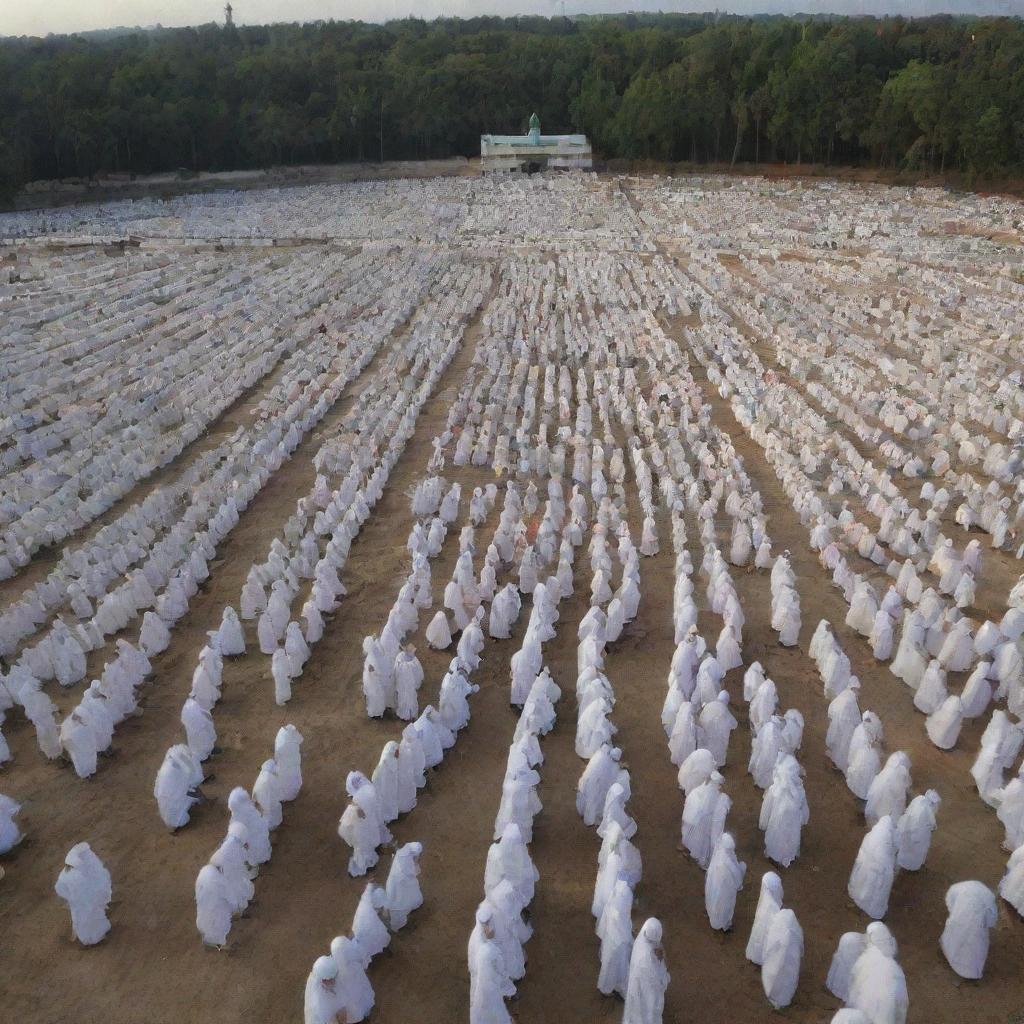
(1, 174), (1023, 1024)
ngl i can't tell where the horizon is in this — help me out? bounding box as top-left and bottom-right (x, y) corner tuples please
(2, 0), (1022, 39)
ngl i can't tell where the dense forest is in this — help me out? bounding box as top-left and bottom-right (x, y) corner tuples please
(1, 12), (1023, 198)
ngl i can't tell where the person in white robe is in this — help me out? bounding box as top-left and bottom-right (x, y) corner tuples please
(677, 748), (716, 798)
(60, 710), (98, 779)
(140, 611), (171, 656)
(848, 816), (899, 920)
(468, 906), (513, 1024)
(748, 678), (779, 734)
(439, 665), (478, 735)
(181, 697), (216, 762)
(20, 682), (63, 760)
(55, 842), (111, 945)
(484, 823), (537, 909)
(895, 790), (940, 870)
(385, 842), (423, 930)
(492, 767), (540, 845)
(154, 744), (202, 830)
(827, 925), (867, 1000)
(705, 832), (745, 930)
(372, 742), (403, 824)
(864, 753), (911, 826)
(425, 611), (453, 650)
(285, 622), (310, 677)
(845, 712), (884, 800)
(599, 779), (637, 840)
(190, 649), (222, 709)
(913, 660), (947, 715)
(511, 633), (543, 708)
(0, 793), (22, 853)
(394, 648), (424, 722)
(698, 691), (737, 767)
(924, 689), (963, 748)
(216, 606), (246, 656)
(747, 716), (786, 790)
(302, 598), (325, 644)
(272, 647), (293, 706)
(489, 584), (522, 640)
(597, 877), (634, 997)
(576, 697), (616, 760)
(361, 637), (394, 717)
(399, 724), (427, 796)
(593, 823), (642, 921)
(415, 705), (450, 764)
(682, 771), (730, 869)
(972, 710), (1023, 806)
(668, 701), (701, 768)
(490, 879), (530, 982)
(304, 956), (345, 1024)
(761, 907), (802, 1009)
(210, 825), (253, 913)
(999, 845), (1024, 916)
(253, 758), (284, 829)
(329, 936), (375, 1023)
(759, 755), (809, 867)
(274, 724), (303, 802)
(826, 684), (862, 772)
(228, 787), (271, 864)
(338, 771), (391, 877)
(623, 918), (669, 1024)
(746, 872), (783, 965)
(458, 614), (485, 672)
(195, 862), (233, 947)
(577, 745), (625, 827)
(847, 923), (908, 1024)
(940, 880), (998, 979)
(352, 883), (391, 963)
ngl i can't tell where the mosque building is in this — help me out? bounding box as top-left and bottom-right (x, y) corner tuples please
(480, 113), (592, 175)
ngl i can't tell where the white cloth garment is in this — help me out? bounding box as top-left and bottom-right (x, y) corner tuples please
(847, 923), (908, 1024)
(352, 883), (391, 963)
(274, 724), (303, 802)
(623, 918), (670, 1024)
(54, 842), (111, 945)
(940, 881), (998, 979)
(385, 841), (423, 930)
(304, 956), (346, 1024)
(848, 816), (899, 920)
(181, 697), (216, 762)
(705, 832), (746, 930)
(329, 936), (375, 1023)
(597, 878), (634, 997)
(682, 772), (730, 869)
(895, 790), (940, 870)
(154, 744), (201, 830)
(468, 908), (513, 1024)
(759, 754), (809, 867)
(761, 907), (802, 1009)
(194, 863), (233, 947)
(0, 794), (22, 853)
(746, 871), (783, 966)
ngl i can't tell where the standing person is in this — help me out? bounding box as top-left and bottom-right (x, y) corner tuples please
(623, 918), (670, 1023)
(55, 843), (112, 945)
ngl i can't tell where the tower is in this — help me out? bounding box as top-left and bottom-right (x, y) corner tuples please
(528, 112), (541, 145)
(224, 3), (234, 27)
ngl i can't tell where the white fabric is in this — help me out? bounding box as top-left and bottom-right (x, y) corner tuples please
(55, 842), (111, 945)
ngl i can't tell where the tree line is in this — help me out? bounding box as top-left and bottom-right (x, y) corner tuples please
(1, 12), (1023, 199)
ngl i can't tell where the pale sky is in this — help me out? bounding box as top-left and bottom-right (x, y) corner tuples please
(1, 0), (1021, 37)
